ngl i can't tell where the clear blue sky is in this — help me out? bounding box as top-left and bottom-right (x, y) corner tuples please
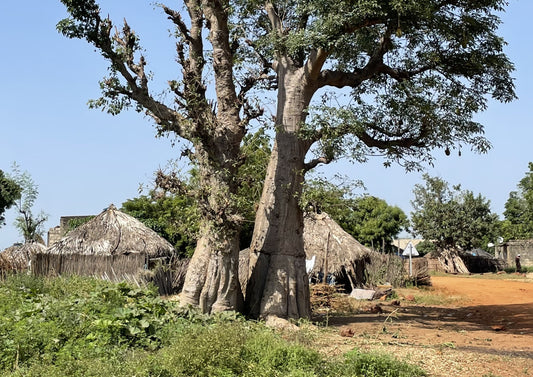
(1, 1), (532, 249)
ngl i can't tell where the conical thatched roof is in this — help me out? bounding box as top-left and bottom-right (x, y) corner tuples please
(239, 212), (382, 293)
(303, 212), (379, 278)
(0, 242), (47, 271)
(44, 204), (175, 258)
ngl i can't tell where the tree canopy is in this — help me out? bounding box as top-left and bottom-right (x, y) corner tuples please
(59, 0), (516, 319)
(410, 174), (499, 252)
(501, 162), (533, 240)
(0, 169), (21, 228)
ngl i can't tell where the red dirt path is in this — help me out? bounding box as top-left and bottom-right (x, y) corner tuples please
(319, 274), (533, 377)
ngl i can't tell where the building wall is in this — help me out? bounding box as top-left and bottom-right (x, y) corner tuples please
(47, 215), (94, 247)
(496, 240), (533, 268)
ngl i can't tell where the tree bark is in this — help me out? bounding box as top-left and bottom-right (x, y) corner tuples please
(180, 221), (243, 312)
(245, 65), (314, 319)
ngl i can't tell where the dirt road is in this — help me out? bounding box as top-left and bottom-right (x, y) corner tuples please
(320, 274), (533, 377)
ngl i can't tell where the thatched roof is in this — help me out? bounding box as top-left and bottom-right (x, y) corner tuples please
(0, 242), (47, 271)
(44, 204), (175, 258)
(303, 212), (378, 278)
(239, 212), (383, 293)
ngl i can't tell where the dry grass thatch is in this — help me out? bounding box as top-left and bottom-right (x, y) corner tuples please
(239, 212), (390, 294)
(303, 212), (379, 288)
(0, 242), (47, 273)
(45, 204), (175, 258)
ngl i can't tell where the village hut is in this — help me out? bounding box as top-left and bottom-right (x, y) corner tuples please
(302, 212), (404, 291)
(0, 242), (47, 275)
(459, 248), (506, 273)
(33, 205), (176, 289)
(239, 212), (400, 294)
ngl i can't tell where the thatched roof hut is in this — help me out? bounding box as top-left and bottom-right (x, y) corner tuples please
(45, 204), (174, 257)
(0, 242), (47, 273)
(34, 205), (175, 282)
(239, 213), (396, 294)
(302, 212), (389, 291)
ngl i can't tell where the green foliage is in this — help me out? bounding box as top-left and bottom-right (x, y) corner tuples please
(234, 129), (272, 247)
(236, 0), (515, 169)
(0, 274), (427, 376)
(501, 162), (533, 239)
(338, 349), (427, 377)
(122, 130), (271, 253)
(413, 240), (436, 256)
(0, 169), (21, 227)
(66, 216), (95, 232)
(410, 174), (499, 251)
(122, 192), (199, 257)
(301, 176), (408, 252)
(8, 164), (48, 242)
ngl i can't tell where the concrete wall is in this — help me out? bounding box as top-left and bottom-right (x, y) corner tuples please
(496, 240), (533, 268)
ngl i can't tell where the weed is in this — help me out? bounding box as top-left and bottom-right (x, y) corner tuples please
(0, 274), (429, 377)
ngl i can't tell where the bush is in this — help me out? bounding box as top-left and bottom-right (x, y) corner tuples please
(0, 274), (427, 377)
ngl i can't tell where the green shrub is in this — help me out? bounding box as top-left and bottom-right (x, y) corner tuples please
(340, 349), (427, 377)
(0, 274), (427, 377)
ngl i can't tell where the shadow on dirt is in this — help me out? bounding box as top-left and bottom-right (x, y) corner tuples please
(325, 301), (533, 335)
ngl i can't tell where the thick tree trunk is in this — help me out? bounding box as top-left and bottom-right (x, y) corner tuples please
(245, 67), (313, 319)
(180, 223), (243, 312)
(179, 145), (244, 313)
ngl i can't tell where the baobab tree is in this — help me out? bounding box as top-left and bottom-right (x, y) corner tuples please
(243, 0), (515, 319)
(60, 0), (515, 320)
(58, 0), (267, 313)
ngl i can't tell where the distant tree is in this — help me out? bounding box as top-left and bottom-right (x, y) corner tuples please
(347, 196), (408, 252)
(411, 174), (498, 252)
(9, 164), (48, 243)
(301, 177), (408, 252)
(0, 169), (21, 228)
(501, 162), (533, 239)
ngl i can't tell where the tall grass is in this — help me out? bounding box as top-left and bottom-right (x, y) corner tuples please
(0, 274), (426, 377)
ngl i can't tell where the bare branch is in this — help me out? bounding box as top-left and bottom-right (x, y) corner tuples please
(304, 156), (333, 172)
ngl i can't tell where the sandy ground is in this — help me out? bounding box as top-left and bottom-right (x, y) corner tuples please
(314, 274), (533, 377)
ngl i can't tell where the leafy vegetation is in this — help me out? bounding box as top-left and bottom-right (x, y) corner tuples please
(501, 162), (533, 240)
(122, 192), (199, 258)
(121, 129), (271, 255)
(410, 174), (499, 252)
(0, 169), (21, 228)
(0, 274), (426, 376)
(7, 164), (48, 243)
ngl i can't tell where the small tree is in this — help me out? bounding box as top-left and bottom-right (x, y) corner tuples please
(501, 162), (533, 239)
(347, 196), (408, 252)
(410, 174), (498, 252)
(9, 164), (48, 244)
(0, 169), (21, 228)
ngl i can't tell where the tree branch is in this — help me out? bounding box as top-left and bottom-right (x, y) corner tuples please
(304, 156), (333, 172)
